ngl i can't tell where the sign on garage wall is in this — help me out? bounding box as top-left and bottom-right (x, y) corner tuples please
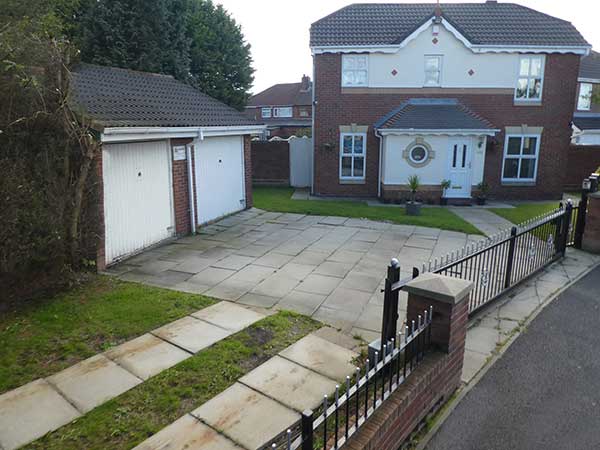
(172, 146), (187, 161)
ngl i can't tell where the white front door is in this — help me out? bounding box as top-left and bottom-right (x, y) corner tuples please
(446, 138), (473, 198)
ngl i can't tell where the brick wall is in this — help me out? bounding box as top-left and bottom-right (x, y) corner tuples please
(314, 53), (580, 200)
(583, 192), (600, 253)
(171, 138), (193, 235)
(251, 140), (290, 184)
(565, 145), (600, 190)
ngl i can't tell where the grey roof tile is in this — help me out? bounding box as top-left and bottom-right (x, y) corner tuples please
(579, 51), (600, 80)
(70, 64), (259, 128)
(248, 82), (312, 107)
(572, 113), (600, 130)
(311, 3), (589, 48)
(375, 98), (496, 130)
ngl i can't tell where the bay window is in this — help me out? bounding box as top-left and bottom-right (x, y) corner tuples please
(340, 133), (366, 180)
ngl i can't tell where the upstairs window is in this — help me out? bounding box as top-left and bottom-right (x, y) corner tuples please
(261, 107), (272, 118)
(340, 133), (366, 180)
(515, 55), (544, 101)
(578, 83), (593, 111)
(342, 55), (368, 87)
(502, 135), (540, 182)
(273, 107), (293, 117)
(424, 55), (442, 86)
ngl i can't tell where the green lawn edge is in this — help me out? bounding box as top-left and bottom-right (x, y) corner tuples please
(25, 311), (321, 450)
(489, 202), (561, 225)
(253, 186), (483, 235)
(0, 276), (215, 394)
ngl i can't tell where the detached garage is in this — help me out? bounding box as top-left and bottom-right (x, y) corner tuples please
(71, 64), (264, 268)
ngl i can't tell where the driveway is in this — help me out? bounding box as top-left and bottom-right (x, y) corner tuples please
(109, 208), (485, 340)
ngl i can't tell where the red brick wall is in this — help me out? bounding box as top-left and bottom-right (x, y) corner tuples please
(583, 193), (600, 253)
(565, 145), (600, 190)
(244, 135), (253, 208)
(251, 141), (290, 184)
(171, 138), (193, 235)
(314, 53), (581, 200)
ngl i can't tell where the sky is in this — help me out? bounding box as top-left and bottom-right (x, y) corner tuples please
(214, 0), (600, 94)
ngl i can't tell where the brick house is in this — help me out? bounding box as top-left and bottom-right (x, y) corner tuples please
(310, 2), (590, 202)
(246, 75), (312, 139)
(71, 64), (264, 269)
(572, 50), (600, 145)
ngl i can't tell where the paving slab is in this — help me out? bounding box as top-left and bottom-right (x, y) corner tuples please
(47, 354), (142, 413)
(313, 305), (361, 331)
(240, 356), (338, 412)
(338, 271), (382, 293)
(132, 414), (242, 450)
(211, 255), (255, 271)
(461, 349), (490, 383)
(152, 316), (230, 353)
(321, 287), (371, 312)
(234, 244), (272, 258)
(280, 334), (358, 381)
(277, 262), (317, 281)
(204, 279), (255, 301)
(228, 264), (276, 283)
(253, 251), (294, 268)
(313, 326), (361, 351)
(105, 333), (191, 380)
(187, 267), (235, 286)
(465, 325), (500, 356)
(191, 382), (299, 450)
(173, 256), (214, 274)
(313, 261), (355, 278)
(252, 273), (300, 298)
(237, 292), (281, 308)
(291, 250), (330, 266)
(144, 270), (193, 288)
(0, 379), (81, 450)
(191, 301), (265, 332)
(296, 274), (342, 295)
(276, 291), (326, 315)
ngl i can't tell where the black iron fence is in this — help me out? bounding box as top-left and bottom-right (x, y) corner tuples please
(264, 307), (432, 450)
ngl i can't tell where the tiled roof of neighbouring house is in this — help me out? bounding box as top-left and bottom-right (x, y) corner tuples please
(579, 51), (600, 80)
(573, 113), (600, 131)
(375, 99), (496, 130)
(248, 81), (312, 107)
(70, 63), (259, 128)
(310, 3), (589, 47)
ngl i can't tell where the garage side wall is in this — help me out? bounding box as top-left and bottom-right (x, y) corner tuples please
(171, 138), (194, 235)
(244, 135), (253, 208)
(96, 147), (106, 271)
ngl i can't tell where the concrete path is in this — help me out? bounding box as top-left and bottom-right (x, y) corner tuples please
(459, 248), (600, 385)
(111, 208), (486, 342)
(449, 207), (514, 237)
(133, 328), (359, 450)
(0, 302), (265, 450)
(428, 265), (600, 450)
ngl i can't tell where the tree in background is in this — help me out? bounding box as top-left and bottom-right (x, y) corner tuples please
(186, 0), (254, 110)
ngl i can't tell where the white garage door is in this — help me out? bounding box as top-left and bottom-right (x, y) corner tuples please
(194, 136), (245, 224)
(103, 140), (174, 264)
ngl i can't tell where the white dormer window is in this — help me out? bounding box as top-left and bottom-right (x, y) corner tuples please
(261, 107), (272, 118)
(424, 55), (442, 86)
(515, 55), (544, 101)
(342, 55), (368, 87)
(578, 83), (593, 111)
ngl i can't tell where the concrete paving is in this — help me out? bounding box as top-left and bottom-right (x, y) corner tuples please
(113, 208), (486, 339)
(450, 207), (514, 237)
(151, 316), (231, 353)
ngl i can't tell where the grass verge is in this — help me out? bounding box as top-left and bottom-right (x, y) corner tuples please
(25, 311), (320, 450)
(489, 202), (560, 225)
(253, 186), (482, 235)
(0, 276), (214, 394)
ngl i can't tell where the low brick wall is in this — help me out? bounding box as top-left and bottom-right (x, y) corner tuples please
(251, 141), (290, 185)
(565, 145), (600, 190)
(583, 192), (600, 253)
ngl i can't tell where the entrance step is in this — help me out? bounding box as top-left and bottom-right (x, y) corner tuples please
(446, 197), (473, 206)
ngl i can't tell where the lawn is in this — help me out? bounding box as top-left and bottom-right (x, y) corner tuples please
(489, 202), (562, 225)
(26, 311), (320, 450)
(253, 186), (482, 234)
(0, 276), (214, 395)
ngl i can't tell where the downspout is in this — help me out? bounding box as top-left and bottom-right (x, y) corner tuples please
(186, 144), (196, 235)
(376, 129), (383, 198)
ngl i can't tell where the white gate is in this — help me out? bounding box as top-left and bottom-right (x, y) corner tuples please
(289, 137), (312, 188)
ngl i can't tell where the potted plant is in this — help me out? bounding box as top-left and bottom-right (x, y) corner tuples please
(406, 175), (422, 216)
(440, 179), (451, 205)
(476, 181), (490, 205)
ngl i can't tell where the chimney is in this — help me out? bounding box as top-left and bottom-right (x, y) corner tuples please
(433, 0), (442, 23)
(300, 74), (311, 91)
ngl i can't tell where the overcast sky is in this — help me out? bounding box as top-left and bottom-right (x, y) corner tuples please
(215, 0), (599, 94)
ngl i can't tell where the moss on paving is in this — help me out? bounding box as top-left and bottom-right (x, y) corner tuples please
(489, 202), (560, 225)
(253, 186), (482, 235)
(0, 276), (214, 394)
(25, 311), (320, 450)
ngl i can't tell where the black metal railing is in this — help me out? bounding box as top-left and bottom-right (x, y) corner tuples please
(264, 308), (432, 450)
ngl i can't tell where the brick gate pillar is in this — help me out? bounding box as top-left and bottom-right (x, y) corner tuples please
(583, 191), (600, 254)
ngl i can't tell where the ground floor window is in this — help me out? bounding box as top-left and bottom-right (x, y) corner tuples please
(340, 132), (366, 180)
(502, 134), (540, 182)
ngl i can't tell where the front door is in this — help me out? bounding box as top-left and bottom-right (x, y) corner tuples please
(446, 138), (472, 198)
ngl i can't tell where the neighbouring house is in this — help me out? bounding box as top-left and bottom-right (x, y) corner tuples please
(572, 50), (600, 145)
(310, 1), (590, 202)
(70, 64), (264, 269)
(246, 75), (312, 139)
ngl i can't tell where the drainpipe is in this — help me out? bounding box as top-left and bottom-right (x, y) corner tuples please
(376, 129), (383, 198)
(186, 143), (196, 235)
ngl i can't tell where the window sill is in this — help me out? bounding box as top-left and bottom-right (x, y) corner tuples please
(340, 178), (366, 185)
(513, 100), (542, 107)
(501, 180), (537, 187)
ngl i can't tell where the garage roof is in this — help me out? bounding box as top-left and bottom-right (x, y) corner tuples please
(71, 64), (259, 128)
(572, 113), (600, 131)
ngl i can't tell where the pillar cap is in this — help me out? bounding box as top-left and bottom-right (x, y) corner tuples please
(403, 273), (473, 305)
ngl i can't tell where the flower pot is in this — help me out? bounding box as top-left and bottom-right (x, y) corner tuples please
(406, 201), (422, 216)
(476, 196), (486, 206)
(440, 197), (448, 206)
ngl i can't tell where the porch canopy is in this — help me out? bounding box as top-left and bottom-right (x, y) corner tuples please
(375, 98), (498, 136)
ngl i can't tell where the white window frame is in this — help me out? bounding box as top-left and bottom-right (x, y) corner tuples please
(341, 54), (369, 87)
(261, 107), (272, 118)
(273, 107), (293, 118)
(514, 55), (545, 102)
(424, 55), (442, 87)
(501, 134), (541, 183)
(339, 132), (367, 180)
(578, 83), (593, 111)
